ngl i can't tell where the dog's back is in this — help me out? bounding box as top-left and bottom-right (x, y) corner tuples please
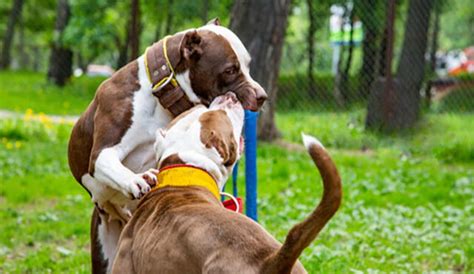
(112, 134), (341, 274)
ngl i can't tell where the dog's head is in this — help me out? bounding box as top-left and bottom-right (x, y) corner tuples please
(172, 20), (267, 111)
(154, 92), (244, 188)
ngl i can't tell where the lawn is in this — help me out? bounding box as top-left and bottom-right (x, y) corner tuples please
(0, 71), (103, 115)
(0, 72), (473, 272)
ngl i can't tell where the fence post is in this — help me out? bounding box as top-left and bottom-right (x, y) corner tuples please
(244, 110), (258, 221)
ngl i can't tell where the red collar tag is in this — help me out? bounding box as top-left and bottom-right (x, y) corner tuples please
(222, 197), (243, 213)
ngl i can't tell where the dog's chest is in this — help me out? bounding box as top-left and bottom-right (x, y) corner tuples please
(118, 87), (172, 173)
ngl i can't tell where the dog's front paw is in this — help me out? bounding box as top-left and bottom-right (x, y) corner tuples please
(141, 168), (159, 187)
(127, 169), (159, 199)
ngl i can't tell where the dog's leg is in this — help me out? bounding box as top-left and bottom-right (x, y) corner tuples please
(91, 207), (108, 274)
(93, 147), (158, 199)
(91, 207), (124, 274)
(82, 174), (132, 222)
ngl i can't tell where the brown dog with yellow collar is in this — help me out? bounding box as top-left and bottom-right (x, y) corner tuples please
(111, 92), (342, 273)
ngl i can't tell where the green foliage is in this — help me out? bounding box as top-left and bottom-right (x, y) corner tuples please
(0, 70), (104, 114)
(439, 0), (474, 50)
(435, 87), (474, 113)
(63, 0), (128, 65)
(277, 72), (362, 110)
(433, 73), (474, 113)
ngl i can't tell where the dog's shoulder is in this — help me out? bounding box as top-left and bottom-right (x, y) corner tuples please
(96, 60), (141, 104)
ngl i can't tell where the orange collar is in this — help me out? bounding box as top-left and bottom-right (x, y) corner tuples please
(151, 165), (220, 200)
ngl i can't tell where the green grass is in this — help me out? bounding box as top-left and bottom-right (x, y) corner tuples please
(0, 71), (473, 272)
(0, 71), (104, 115)
(1, 111), (473, 273)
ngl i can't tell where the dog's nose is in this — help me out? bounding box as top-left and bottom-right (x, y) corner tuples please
(256, 90), (267, 108)
(224, 92), (238, 103)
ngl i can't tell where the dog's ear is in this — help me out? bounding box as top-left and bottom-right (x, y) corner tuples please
(206, 18), (220, 26)
(202, 129), (237, 167)
(181, 30), (202, 61)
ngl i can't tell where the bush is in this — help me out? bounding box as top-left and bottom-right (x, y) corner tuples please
(277, 73), (364, 111)
(436, 87), (474, 113)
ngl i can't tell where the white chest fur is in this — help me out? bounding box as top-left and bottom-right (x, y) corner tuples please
(117, 56), (173, 172)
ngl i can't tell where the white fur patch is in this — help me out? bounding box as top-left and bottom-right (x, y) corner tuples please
(90, 55), (174, 208)
(301, 133), (325, 150)
(97, 218), (122, 273)
(175, 70), (201, 104)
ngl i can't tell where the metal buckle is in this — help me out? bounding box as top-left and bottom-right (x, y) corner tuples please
(152, 71), (175, 93)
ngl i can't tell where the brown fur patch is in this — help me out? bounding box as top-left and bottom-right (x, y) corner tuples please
(68, 60), (140, 179)
(159, 153), (185, 169)
(199, 110), (237, 166)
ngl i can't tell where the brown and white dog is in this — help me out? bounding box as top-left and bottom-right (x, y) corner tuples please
(68, 21), (267, 273)
(111, 93), (342, 274)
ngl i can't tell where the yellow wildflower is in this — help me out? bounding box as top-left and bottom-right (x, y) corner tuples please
(6, 142), (13, 150)
(24, 108), (34, 121)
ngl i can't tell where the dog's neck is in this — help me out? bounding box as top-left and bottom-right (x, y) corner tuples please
(159, 151), (229, 192)
(144, 33), (198, 117)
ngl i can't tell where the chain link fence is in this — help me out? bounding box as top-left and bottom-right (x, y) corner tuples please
(1, 0), (473, 116)
(277, 0), (474, 114)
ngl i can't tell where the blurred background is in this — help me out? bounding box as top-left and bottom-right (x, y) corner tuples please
(0, 0), (473, 272)
(0, 0), (473, 130)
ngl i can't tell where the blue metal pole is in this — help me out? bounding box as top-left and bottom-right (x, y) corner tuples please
(232, 162), (239, 197)
(244, 110), (258, 221)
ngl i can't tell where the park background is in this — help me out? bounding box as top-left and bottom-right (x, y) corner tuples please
(0, 0), (473, 272)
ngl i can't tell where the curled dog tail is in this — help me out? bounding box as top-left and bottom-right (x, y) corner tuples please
(262, 134), (342, 274)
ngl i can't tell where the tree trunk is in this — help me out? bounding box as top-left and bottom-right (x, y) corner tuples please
(306, 0), (316, 95)
(334, 7), (355, 107)
(32, 46), (40, 72)
(129, 0), (140, 60)
(341, 11), (355, 102)
(366, 0), (433, 132)
(77, 52), (88, 73)
(425, 1), (441, 107)
(358, 0), (380, 99)
(201, 0), (210, 24)
(0, 0), (24, 69)
(47, 0), (73, 86)
(18, 16), (29, 69)
(165, 0), (174, 34)
(116, 27), (130, 69)
(393, 0), (433, 128)
(230, 0), (292, 141)
(378, 25), (388, 77)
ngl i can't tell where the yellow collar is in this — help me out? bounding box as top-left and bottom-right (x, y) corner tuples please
(152, 166), (220, 200)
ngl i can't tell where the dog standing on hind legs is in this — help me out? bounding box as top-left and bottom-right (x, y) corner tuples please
(67, 20), (267, 273)
(112, 93), (342, 273)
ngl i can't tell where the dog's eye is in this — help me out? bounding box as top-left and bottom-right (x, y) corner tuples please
(224, 66), (238, 75)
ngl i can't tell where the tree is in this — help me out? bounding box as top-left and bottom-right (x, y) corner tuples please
(0, 0), (24, 69)
(424, 0), (443, 106)
(356, 0), (385, 99)
(366, 0), (434, 131)
(230, 0), (292, 141)
(65, 0), (127, 70)
(47, 0), (73, 86)
(201, 0), (209, 24)
(129, 0), (141, 60)
(393, 0), (433, 128)
(306, 0), (316, 94)
(306, 0), (331, 98)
